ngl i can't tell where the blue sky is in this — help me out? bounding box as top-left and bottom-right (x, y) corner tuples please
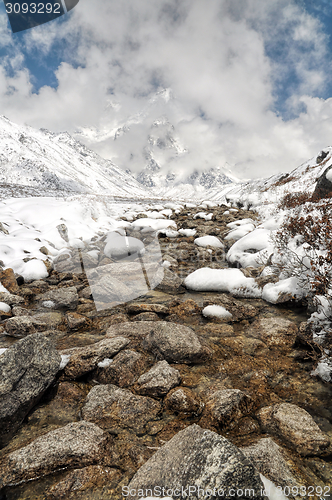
(0, 0), (332, 178)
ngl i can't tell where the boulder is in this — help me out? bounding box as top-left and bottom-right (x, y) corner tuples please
(127, 424), (266, 500)
(164, 387), (204, 416)
(66, 311), (90, 330)
(204, 389), (253, 428)
(241, 438), (303, 496)
(0, 421), (108, 487)
(132, 311), (160, 321)
(136, 360), (181, 397)
(62, 336), (130, 379)
(96, 349), (147, 387)
(203, 294), (259, 322)
(127, 303), (169, 315)
(81, 384), (161, 434)
(143, 321), (211, 364)
(257, 403), (330, 456)
(155, 269), (185, 294)
(3, 316), (48, 337)
(247, 317), (297, 351)
(37, 286), (79, 310)
(0, 333), (61, 447)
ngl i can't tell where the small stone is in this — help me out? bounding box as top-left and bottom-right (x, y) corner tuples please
(136, 360), (181, 397)
(37, 286), (79, 310)
(132, 312), (160, 321)
(257, 403), (330, 456)
(247, 317), (297, 351)
(0, 268), (19, 294)
(11, 306), (31, 317)
(4, 316), (48, 337)
(0, 292), (24, 306)
(66, 312), (90, 330)
(164, 387), (204, 416)
(155, 269), (185, 294)
(204, 389), (254, 428)
(127, 303), (169, 315)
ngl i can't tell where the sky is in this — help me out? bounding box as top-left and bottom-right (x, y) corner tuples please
(0, 0), (332, 180)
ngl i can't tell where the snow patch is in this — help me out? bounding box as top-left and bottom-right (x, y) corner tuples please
(202, 305), (232, 319)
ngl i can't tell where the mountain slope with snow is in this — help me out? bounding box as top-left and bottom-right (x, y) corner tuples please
(0, 116), (151, 199)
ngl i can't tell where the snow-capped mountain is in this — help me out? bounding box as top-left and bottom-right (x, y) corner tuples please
(76, 89), (238, 199)
(0, 116), (151, 199)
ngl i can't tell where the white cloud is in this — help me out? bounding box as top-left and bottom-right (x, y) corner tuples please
(0, 0), (331, 179)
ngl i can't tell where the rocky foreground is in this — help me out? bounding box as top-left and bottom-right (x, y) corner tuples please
(0, 204), (331, 499)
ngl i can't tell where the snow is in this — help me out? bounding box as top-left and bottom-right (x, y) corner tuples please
(326, 168), (332, 182)
(60, 354), (71, 370)
(162, 260), (171, 268)
(98, 358), (113, 368)
(260, 474), (288, 500)
(0, 302), (10, 313)
(262, 277), (303, 304)
(13, 260), (49, 281)
(194, 236), (224, 248)
(184, 268), (262, 298)
(42, 301), (55, 309)
(311, 356), (332, 382)
(179, 228), (196, 237)
(132, 218), (177, 231)
(227, 228), (273, 268)
(202, 305), (232, 319)
(158, 229), (179, 238)
(193, 212), (213, 220)
(0, 348), (7, 356)
(0, 283), (9, 293)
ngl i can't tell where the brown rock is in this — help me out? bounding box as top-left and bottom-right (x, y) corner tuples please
(247, 317), (297, 351)
(66, 312), (91, 330)
(257, 403), (330, 456)
(81, 384), (161, 434)
(132, 312), (160, 321)
(4, 316), (48, 337)
(127, 303), (169, 315)
(204, 389), (254, 428)
(63, 336), (130, 379)
(164, 387), (204, 416)
(0, 268), (19, 294)
(96, 349), (147, 387)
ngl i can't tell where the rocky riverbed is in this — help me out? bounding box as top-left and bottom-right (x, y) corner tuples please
(0, 203), (331, 500)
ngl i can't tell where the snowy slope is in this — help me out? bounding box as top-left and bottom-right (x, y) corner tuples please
(212, 147), (332, 206)
(0, 116), (151, 199)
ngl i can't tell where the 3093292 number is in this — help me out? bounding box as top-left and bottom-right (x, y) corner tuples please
(5, 3), (61, 14)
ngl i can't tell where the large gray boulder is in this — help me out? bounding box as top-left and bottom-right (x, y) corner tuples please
(0, 421), (108, 487)
(312, 161), (332, 200)
(0, 333), (61, 447)
(127, 424), (266, 500)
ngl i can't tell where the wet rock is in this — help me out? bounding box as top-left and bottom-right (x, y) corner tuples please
(306, 457), (332, 484)
(168, 299), (201, 320)
(203, 294), (259, 322)
(247, 317), (297, 351)
(66, 311), (90, 330)
(46, 465), (122, 499)
(143, 321), (212, 364)
(0, 421), (108, 487)
(0, 292), (24, 306)
(37, 286), (79, 310)
(241, 438), (303, 496)
(81, 384), (161, 434)
(0, 333), (61, 448)
(79, 286), (92, 299)
(96, 349), (147, 387)
(220, 336), (268, 356)
(257, 403), (330, 456)
(132, 311), (160, 321)
(0, 268), (19, 294)
(164, 387), (204, 416)
(201, 323), (235, 337)
(135, 360), (181, 397)
(204, 389), (254, 428)
(32, 311), (63, 329)
(127, 303), (169, 315)
(62, 336), (130, 379)
(155, 268), (185, 294)
(127, 424), (266, 500)
(4, 316), (48, 337)
(11, 306), (31, 316)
